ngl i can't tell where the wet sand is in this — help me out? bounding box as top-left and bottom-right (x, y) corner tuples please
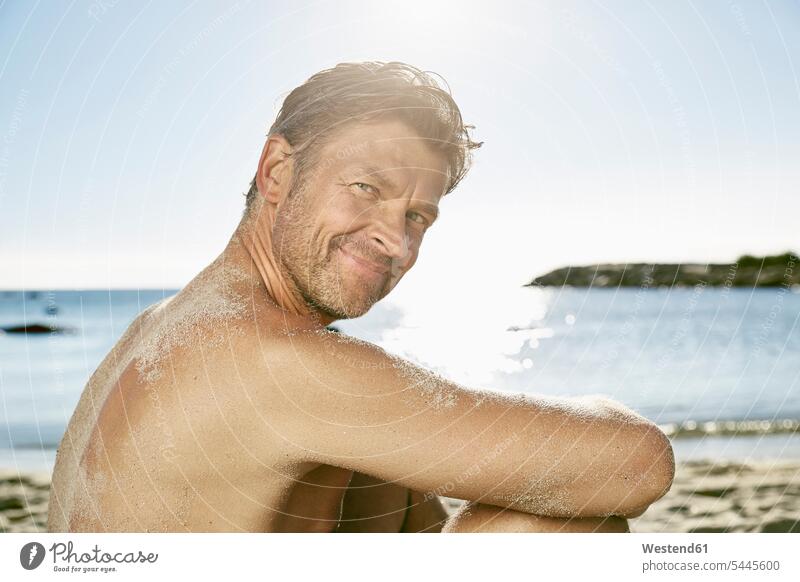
(2, 461), (798, 533)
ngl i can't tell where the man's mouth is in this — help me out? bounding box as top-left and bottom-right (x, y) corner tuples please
(337, 246), (390, 279)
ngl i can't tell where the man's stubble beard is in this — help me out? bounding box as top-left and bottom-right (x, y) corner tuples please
(272, 184), (390, 321)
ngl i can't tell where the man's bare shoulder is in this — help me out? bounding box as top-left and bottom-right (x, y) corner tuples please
(249, 325), (474, 404)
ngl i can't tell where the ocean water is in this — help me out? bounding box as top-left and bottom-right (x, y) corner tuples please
(1, 286), (798, 470)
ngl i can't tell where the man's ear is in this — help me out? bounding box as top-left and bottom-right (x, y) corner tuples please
(255, 134), (294, 204)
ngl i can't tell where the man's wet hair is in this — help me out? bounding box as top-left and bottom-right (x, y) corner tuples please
(245, 61), (481, 211)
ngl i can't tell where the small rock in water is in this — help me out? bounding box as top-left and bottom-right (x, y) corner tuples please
(1, 323), (71, 334)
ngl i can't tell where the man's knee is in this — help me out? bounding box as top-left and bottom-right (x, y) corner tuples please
(442, 502), (629, 533)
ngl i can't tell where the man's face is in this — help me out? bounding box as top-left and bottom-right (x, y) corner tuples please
(272, 119), (448, 321)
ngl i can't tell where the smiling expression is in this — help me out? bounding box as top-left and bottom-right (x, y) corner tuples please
(271, 119), (449, 320)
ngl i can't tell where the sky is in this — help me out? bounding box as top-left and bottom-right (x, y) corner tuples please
(1, 0), (798, 306)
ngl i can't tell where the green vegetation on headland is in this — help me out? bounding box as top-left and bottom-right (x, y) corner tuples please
(526, 252), (799, 288)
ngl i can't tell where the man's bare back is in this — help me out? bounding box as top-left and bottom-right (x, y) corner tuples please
(48, 62), (674, 533)
(48, 254), (451, 532)
(47, 259), (347, 531)
(48, 252), (671, 532)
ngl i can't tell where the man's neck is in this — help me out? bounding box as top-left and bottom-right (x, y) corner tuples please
(225, 202), (335, 329)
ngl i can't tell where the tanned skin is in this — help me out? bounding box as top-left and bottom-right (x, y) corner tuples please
(49, 120), (674, 533)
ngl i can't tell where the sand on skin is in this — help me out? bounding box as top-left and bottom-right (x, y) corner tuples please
(440, 460), (800, 533)
(1, 460), (797, 533)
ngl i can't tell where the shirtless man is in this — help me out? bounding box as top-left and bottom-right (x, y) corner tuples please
(48, 61), (674, 533)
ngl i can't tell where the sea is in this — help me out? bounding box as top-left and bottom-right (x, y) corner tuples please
(1, 286), (799, 472)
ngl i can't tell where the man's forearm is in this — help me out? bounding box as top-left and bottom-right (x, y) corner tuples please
(442, 501), (631, 533)
(484, 396), (675, 519)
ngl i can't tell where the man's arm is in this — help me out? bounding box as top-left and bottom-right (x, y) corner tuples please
(253, 330), (674, 520)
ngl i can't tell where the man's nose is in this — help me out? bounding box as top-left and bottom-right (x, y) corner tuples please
(368, 202), (410, 260)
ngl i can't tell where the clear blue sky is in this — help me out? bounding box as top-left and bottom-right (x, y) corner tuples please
(1, 0), (798, 297)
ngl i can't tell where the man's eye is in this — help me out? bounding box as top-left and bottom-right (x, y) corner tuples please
(352, 182), (377, 196)
(407, 211), (429, 226)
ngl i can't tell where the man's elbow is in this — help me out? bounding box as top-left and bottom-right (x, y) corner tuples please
(620, 424), (675, 514)
(585, 395), (675, 498)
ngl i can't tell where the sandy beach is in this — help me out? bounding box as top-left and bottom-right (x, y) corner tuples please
(0, 468), (50, 533)
(1, 460), (797, 533)
(629, 460), (800, 533)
